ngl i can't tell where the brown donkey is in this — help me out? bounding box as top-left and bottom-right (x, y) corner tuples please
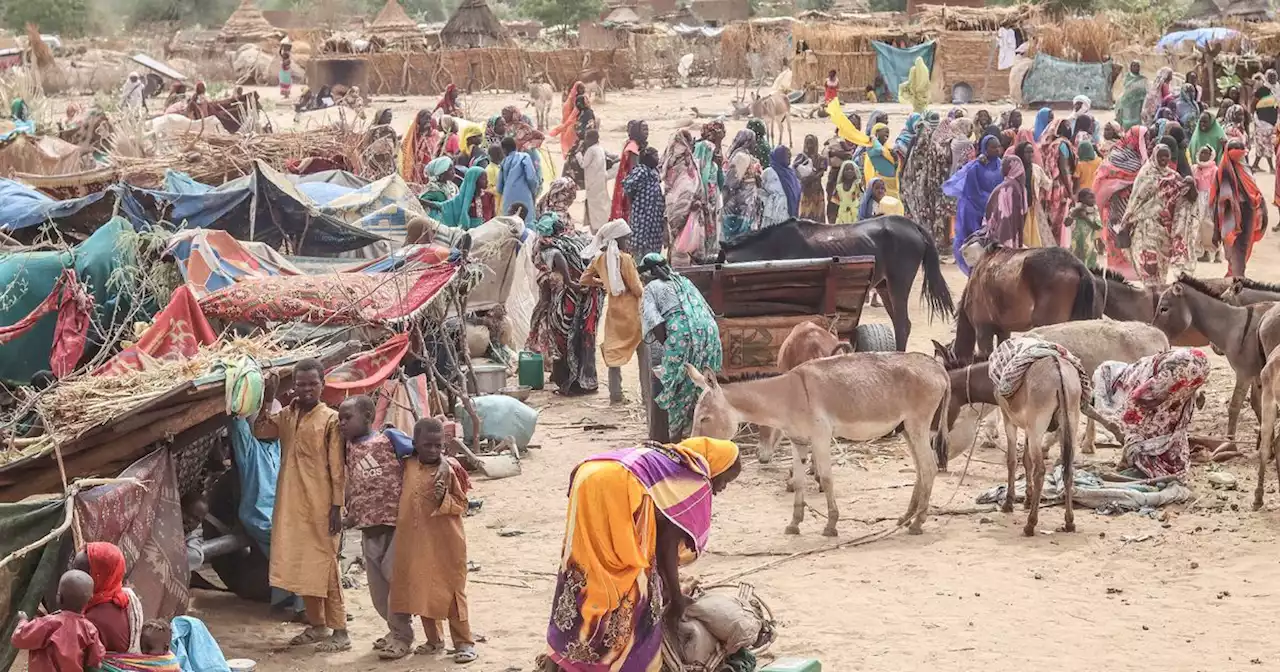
(687, 352), (950, 536)
(757, 321), (853, 466)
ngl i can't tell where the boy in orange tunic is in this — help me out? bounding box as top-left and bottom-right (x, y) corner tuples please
(390, 418), (477, 664)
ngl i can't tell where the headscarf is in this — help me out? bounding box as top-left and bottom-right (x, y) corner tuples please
(581, 219), (633, 295)
(770, 145), (801, 216)
(947, 118), (976, 173)
(437, 165), (486, 229)
(867, 122), (896, 178)
(426, 156), (453, 179)
(459, 123), (483, 149)
(727, 129), (755, 158)
(1077, 140), (1098, 162)
(982, 155), (1028, 246)
(537, 176), (578, 227)
(549, 81), (584, 154)
(858, 177), (884, 219)
(1174, 84), (1200, 128)
(1158, 134), (1191, 177)
(747, 118), (771, 164)
(85, 541), (130, 610)
(1033, 107), (1053, 142)
(700, 120), (725, 144)
(1193, 145), (1217, 192)
(834, 161), (862, 221)
(9, 98), (27, 122)
(485, 114), (503, 144)
(973, 109), (992, 134)
(1213, 142), (1265, 266)
(895, 112), (922, 155)
(898, 57), (931, 112)
(1142, 67), (1174, 125)
(437, 83), (458, 112)
(674, 436), (741, 480)
(1072, 95), (1092, 117)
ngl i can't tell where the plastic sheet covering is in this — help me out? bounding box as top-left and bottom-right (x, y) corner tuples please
(871, 40), (935, 103)
(1021, 53), (1115, 108)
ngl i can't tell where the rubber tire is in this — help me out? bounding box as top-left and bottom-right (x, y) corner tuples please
(854, 323), (897, 352)
(206, 464), (272, 602)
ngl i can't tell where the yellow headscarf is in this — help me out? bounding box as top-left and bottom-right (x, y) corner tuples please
(459, 123), (483, 147)
(898, 56), (931, 113)
(674, 437), (740, 479)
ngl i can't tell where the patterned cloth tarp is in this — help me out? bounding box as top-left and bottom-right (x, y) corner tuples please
(342, 243), (452, 273)
(318, 173), (428, 242)
(871, 40), (936, 104)
(198, 263), (459, 326)
(0, 269), (93, 378)
(321, 332), (412, 406)
(1022, 54), (1115, 109)
(0, 218), (140, 384)
(988, 336), (1093, 402)
(75, 448), (189, 619)
(0, 499), (68, 672)
(165, 229), (304, 298)
(95, 285), (218, 376)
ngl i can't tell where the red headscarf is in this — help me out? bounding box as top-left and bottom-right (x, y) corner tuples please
(85, 541), (129, 610)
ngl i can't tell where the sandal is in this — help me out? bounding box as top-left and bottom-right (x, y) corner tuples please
(316, 632), (352, 653)
(378, 639), (412, 660)
(415, 642), (445, 656)
(372, 636), (389, 651)
(454, 646), (478, 664)
(288, 627), (327, 647)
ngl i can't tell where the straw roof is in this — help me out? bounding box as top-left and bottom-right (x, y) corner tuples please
(441, 0), (509, 48)
(219, 0), (284, 43)
(915, 3), (1034, 30)
(370, 0), (424, 43)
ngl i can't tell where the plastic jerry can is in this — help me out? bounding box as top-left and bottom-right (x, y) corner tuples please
(518, 351), (545, 390)
(760, 659), (822, 672)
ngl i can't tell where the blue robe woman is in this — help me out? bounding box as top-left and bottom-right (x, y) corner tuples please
(943, 135), (1004, 274)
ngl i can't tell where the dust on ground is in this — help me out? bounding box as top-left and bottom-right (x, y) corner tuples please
(175, 86), (1280, 671)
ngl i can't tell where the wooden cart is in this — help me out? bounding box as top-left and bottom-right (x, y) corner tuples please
(641, 256), (893, 439)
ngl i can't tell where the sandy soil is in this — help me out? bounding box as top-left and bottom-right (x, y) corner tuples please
(172, 86), (1280, 671)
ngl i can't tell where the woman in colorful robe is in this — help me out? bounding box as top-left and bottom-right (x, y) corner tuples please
(1093, 126), (1150, 279)
(1118, 143), (1198, 286)
(1214, 140), (1267, 277)
(541, 437), (741, 672)
(943, 135), (1004, 274)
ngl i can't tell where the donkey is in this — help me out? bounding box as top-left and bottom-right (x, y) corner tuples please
(947, 247), (1095, 366)
(749, 90), (792, 147)
(1254, 345), (1280, 510)
(1220, 276), (1280, 306)
(527, 82), (554, 130)
(1027, 321), (1169, 453)
(1153, 275), (1280, 441)
(757, 321), (852, 469)
(719, 217), (954, 351)
(687, 352), (950, 536)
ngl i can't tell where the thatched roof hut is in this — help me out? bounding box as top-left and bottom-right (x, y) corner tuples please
(219, 0), (284, 43)
(370, 0), (424, 44)
(441, 0), (509, 49)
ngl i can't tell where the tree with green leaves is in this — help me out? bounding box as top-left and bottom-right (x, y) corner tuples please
(518, 0), (602, 30)
(3, 0), (91, 36)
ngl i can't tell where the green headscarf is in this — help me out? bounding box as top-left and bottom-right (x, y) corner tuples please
(747, 118), (771, 164)
(1077, 140), (1097, 162)
(437, 165), (486, 230)
(1189, 114), (1227, 164)
(10, 98), (27, 122)
(533, 212), (565, 237)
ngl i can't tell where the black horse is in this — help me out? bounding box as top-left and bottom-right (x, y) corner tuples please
(718, 216), (955, 351)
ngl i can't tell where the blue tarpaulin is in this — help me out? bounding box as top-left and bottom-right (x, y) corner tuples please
(0, 179), (115, 234)
(1157, 28), (1241, 51)
(871, 40), (935, 104)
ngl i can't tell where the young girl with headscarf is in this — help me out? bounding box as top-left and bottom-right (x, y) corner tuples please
(1193, 145), (1220, 263)
(863, 122), (899, 197)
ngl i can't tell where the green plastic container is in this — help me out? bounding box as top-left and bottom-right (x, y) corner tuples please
(761, 659), (822, 672)
(518, 351), (545, 390)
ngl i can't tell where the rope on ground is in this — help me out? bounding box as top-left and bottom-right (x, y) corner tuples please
(707, 524), (901, 586)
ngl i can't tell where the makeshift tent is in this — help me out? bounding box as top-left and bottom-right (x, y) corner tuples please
(0, 134), (89, 177)
(0, 219), (140, 384)
(871, 40), (936, 104)
(319, 173), (428, 241)
(321, 332), (412, 405)
(95, 285), (217, 375)
(198, 263), (460, 326)
(118, 162), (385, 255)
(0, 178), (119, 240)
(441, 0), (509, 49)
(0, 499), (68, 672)
(1020, 54), (1114, 108)
(165, 229), (303, 298)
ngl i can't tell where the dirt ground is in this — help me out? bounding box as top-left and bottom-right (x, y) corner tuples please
(169, 86), (1280, 670)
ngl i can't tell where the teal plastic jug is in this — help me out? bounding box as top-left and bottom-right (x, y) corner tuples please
(518, 351), (545, 390)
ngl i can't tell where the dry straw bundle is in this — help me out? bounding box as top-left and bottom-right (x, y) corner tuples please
(1031, 14), (1128, 63)
(916, 3), (1033, 31)
(109, 125), (365, 188)
(35, 335), (316, 447)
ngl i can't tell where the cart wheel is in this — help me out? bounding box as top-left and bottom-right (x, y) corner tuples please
(854, 323), (897, 352)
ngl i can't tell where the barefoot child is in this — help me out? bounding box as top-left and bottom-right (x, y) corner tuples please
(11, 570), (105, 672)
(337, 396), (414, 660)
(390, 418), (478, 664)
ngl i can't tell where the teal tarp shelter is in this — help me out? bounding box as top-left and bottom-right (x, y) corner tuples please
(871, 40), (935, 104)
(1021, 54), (1115, 109)
(0, 218), (141, 384)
